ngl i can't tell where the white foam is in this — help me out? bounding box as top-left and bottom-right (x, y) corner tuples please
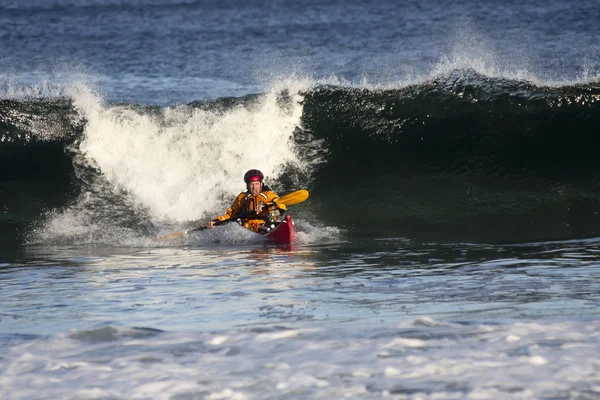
(1, 319), (600, 399)
(208, 388), (247, 400)
(183, 223), (265, 247)
(528, 356), (548, 366)
(293, 220), (343, 245)
(383, 337), (427, 348)
(74, 80), (309, 222)
(254, 329), (301, 342)
(207, 336), (230, 346)
(430, 20), (600, 88)
(31, 206), (154, 247)
(35, 78), (337, 246)
(0, 70), (101, 99)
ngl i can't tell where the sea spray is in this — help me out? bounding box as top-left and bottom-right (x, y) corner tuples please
(75, 82), (308, 222)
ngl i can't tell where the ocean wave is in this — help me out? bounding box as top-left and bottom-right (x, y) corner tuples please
(300, 69), (600, 180)
(4, 70), (600, 243)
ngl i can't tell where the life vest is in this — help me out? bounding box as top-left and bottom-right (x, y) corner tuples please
(214, 185), (281, 232)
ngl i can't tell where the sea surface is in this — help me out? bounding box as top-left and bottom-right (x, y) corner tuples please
(2, 0), (600, 398)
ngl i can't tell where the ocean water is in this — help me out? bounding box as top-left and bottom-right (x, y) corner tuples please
(2, 0), (600, 398)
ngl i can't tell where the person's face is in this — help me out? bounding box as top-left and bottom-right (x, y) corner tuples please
(248, 181), (262, 196)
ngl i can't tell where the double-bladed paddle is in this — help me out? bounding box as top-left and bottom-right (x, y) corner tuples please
(159, 189), (309, 240)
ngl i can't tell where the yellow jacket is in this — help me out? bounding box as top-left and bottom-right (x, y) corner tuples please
(213, 186), (281, 232)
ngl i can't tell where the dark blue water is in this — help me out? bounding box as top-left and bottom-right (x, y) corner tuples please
(2, 1), (600, 398)
(2, 0), (599, 104)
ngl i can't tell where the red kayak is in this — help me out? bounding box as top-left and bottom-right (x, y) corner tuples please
(259, 214), (296, 245)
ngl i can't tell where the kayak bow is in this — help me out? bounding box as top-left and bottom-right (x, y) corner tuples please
(259, 214), (296, 245)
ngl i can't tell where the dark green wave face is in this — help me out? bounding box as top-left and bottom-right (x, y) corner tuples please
(0, 98), (83, 249)
(4, 71), (600, 246)
(296, 72), (600, 242)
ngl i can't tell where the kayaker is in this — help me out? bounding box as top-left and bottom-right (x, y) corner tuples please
(206, 169), (286, 232)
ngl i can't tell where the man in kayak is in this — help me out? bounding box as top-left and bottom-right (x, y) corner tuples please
(206, 169), (286, 232)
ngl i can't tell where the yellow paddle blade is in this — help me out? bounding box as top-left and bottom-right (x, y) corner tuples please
(158, 231), (185, 241)
(278, 189), (309, 206)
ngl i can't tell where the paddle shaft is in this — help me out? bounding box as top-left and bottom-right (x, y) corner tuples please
(190, 206), (272, 233)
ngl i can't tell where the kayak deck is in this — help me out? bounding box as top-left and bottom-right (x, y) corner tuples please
(258, 214), (296, 244)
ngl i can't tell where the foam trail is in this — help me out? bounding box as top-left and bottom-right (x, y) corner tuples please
(294, 220), (342, 246)
(74, 80), (309, 223)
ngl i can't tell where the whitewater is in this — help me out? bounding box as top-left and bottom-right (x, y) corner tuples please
(2, 0), (600, 398)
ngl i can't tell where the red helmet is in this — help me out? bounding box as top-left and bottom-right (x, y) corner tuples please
(243, 169), (264, 183)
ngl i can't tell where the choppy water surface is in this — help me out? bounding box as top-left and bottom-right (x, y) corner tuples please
(3, 0), (600, 397)
(2, 238), (600, 398)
